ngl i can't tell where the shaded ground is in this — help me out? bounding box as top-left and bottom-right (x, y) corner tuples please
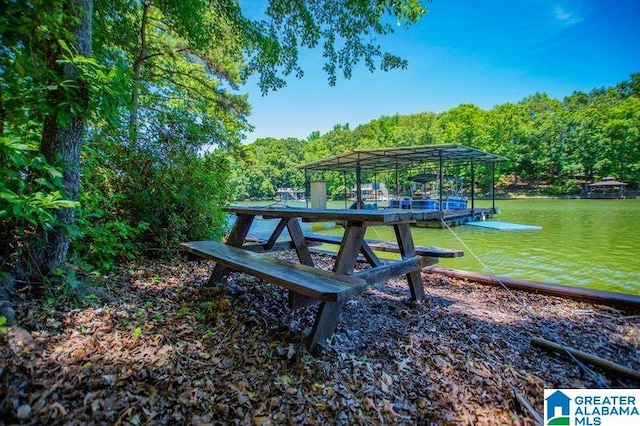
(1, 253), (638, 425)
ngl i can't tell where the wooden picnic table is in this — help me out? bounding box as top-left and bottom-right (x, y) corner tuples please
(181, 205), (461, 352)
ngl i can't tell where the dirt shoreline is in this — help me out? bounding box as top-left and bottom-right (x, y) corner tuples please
(1, 253), (638, 424)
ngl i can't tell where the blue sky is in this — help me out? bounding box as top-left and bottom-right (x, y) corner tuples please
(240, 0), (640, 143)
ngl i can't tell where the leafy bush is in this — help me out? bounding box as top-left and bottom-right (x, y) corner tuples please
(72, 142), (231, 271)
(123, 150), (231, 251)
(0, 132), (77, 271)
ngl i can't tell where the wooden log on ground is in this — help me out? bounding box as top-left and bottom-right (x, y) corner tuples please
(425, 267), (640, 312)
(531, 337), (640, 382)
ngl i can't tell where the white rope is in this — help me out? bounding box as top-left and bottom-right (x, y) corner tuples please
(440, 218), (607, 386)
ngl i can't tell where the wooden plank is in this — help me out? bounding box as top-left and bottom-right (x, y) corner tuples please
(333, 224), (366, 275)
(224, 206), (442, 225)
(304, 233), (343, 244)
(181, 241), (368, 302)
(303, 233), (383, 267)
(394, 223), (425, 302)
(226, 214), (254, 246)
(242, 241), (296, 253)
(354, 256), (437, 285)
(243, 240), (321, 253)
(359, 240), (383, 267)
(308, 247), (406, 265)
(264, 218), (288, 250)
(369, 240), (463, 258)
(304, 233), (464, 258)
(425, 267), (640, 312)
(307, 301), (344, 353)
(289, 292), (320, 310)
(531, 337), (640, 382)
(224, 206), (402, 223)
(286, 217), (314, 267)
(285, 216), (319, 309)
(209, 213), (254, 284)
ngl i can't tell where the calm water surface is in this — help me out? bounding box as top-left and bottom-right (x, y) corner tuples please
(231, 199), (640, 295)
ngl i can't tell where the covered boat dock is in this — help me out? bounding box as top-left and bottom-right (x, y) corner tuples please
(299, 144), (506, 227)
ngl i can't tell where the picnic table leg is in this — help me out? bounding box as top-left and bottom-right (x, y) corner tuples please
(393, 223), (426, 302)
(306, 301), (344, 353)
(286, 218), (314, 267)
(333, 222), (366, 275)
(286, 217), (318, 309)
(359, 241), (383, 267)
(208, 214), (254, 285)
(264, 218), (289, 250)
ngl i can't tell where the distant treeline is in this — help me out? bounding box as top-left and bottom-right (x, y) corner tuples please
(228, 73), (640, 200)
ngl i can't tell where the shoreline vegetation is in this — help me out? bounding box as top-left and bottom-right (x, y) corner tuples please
(234, 187), (640, 203)
(2, 252), (638, 424)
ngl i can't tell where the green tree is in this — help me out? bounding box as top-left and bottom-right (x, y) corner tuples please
(1, 0), (96, 280)
(564, 90), (607, 183)
(0, 0), (430, 330)
(605, 96), (640, 184)
(437, 104), (488, 148)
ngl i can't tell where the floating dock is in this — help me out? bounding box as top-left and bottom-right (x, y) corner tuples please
(414, 208), (496, 228)
(466, 220), (542, 231)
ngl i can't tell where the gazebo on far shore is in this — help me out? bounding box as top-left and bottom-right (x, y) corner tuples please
(587, 176), (627, 199)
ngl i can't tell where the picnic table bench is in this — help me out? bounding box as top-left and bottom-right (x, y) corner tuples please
(181, 240), (373, 351)
(303, 232), (464, 261)
(181, 206), (463, 352)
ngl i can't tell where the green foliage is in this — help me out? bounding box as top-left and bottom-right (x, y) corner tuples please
(132, 326), (143, 339)
(0, 136), (76, 225)
(67, 0), (246, 271)
(73, 152), (150, 270)
(1, 0), (432, 278)
(538, 181), (582, 197)
(6, 0), (636, 284)
(0, 131), (78, 268)
(0, 316), (7, 334)
(229, 137), (307, 199)
(125, 150), (231, 250)
(73, 141), (231, 270)
(231, 73), (640, 199)
(243, 1), (427, 92)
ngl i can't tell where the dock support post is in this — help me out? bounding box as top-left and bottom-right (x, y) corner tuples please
(438, 150), (443, 212)
(356, 161), (362, 210)
(304, 169), (310, 208)
(491, 162), (496, 213)
(395, 163), (399, 201)
(343, 171), (347, 209)
(470, 160), (475, 215)
(373, 173), (378, 203)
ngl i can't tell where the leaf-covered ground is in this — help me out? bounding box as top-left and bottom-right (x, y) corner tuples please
(1, 253), (638, 425)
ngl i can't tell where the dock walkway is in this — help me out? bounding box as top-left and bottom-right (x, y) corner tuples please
(412, 208), (495, 228)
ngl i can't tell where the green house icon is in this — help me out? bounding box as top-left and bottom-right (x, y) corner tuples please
(546, 390), (571, 425)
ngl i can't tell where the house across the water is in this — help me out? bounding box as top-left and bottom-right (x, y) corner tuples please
(276, 188), (306, 202)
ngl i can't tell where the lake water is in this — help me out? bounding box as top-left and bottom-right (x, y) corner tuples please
(229, 199), (640, 295)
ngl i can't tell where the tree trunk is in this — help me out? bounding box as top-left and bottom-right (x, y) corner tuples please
(0, 90), (6, 134)
(33, 0), (93, 277)
(130, 0), (151, 146)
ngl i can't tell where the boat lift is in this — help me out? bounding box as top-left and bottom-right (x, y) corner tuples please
(299, 144), (506, 217)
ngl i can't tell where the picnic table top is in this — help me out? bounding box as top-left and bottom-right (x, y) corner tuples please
(223, 205), (442, 223)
